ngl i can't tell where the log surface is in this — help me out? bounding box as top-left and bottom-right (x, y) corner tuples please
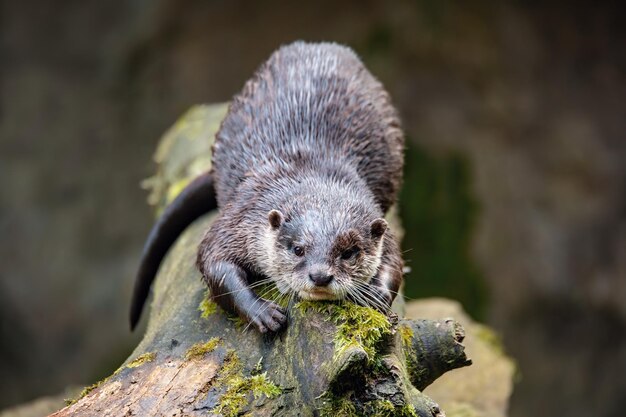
(47, 104), (501, 417)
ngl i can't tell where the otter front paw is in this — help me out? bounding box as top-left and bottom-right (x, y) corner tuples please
(248, 300), (287, 333)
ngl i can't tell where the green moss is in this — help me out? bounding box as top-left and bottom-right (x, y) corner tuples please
(198, 290), (217, 319)
(126, 352), (156, 368)
(399, 324), (420, 380)
(251, 356), (264, 376)
(398, 324), (414, 348)
(371, 400), (395, 415)
(399, 403), (419, 417)
(64, 381), (102, 406)
(185, 337), (220, 360)
(247, 373), (282, 398)
(214, 377), (248, 417)
(295, 300), (328, 314)
(320, 395), (418, 417)
(211, 349), (281, 417)
(368, 400), (417, 417)
(220, 350), (241, 375)
(297, 301), (391, 362)
(399, 143), (488, 320)
(217, 372), (282, 415)
(319, 393), (357, 417)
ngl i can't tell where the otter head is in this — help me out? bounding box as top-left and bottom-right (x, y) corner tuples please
(264, 207), (387, 303)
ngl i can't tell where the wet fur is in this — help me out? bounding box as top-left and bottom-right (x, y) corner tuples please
(196, 42), (405, 333)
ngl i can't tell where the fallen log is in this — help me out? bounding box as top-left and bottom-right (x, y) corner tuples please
(50, 104), (472, 417)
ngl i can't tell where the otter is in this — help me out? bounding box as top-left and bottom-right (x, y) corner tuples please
(130, 41), (404, 333)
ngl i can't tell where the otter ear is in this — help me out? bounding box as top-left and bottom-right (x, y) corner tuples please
(268, 210), (283, 229)
(370, 218), (388, 239)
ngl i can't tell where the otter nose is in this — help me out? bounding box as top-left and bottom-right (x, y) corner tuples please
(309, 272), (334, 287)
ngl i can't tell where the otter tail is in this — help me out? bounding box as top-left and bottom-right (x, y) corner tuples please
(130, 172), (217, 330)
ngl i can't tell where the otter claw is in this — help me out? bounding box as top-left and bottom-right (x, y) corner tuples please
(250, 300), (286, 333)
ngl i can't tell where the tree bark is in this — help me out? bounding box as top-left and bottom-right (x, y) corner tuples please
(50, 105), (472, 417)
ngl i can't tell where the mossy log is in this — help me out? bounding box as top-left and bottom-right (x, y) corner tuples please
(50, 105), (472, 417)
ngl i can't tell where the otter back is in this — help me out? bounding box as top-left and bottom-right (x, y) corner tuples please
(212, 42), (403, 212)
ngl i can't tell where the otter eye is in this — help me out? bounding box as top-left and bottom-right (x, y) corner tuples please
(341, 247), (359, 260)
(293, 246), (305, 257)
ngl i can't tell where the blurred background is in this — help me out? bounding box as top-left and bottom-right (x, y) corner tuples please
(1, 1), (624, 416)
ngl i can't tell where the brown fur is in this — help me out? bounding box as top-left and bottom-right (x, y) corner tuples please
(196, 42), (405, 333)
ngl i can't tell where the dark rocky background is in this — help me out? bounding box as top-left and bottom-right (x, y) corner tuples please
(1, 1), (624, 416)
